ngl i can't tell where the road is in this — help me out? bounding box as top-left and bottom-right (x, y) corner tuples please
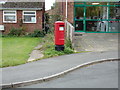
(21, 61), (118, 88)
(2, 51), (118, 84)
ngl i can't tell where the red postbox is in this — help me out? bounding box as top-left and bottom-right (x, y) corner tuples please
(54, 21), (65, 51)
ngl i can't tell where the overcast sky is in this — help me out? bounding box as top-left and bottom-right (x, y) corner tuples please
(45, 0), (55, 10)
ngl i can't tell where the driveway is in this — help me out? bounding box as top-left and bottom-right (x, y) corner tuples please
(74, 33), (119, 52)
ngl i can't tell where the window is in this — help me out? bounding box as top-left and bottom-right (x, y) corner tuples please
(74, 2), (120, 33)
(23, 11), (36, 23)
(3, 11), (17, 23)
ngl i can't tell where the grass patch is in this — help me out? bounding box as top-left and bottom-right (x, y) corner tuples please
(1, 37), (41, 67)
(1, 33), (87, 67)
(1, 34), (74, 68)
(41, 33), (74, 58)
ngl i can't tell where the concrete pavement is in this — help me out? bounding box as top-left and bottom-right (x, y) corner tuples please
(74, 33), (119, 52)
(28, 44), (44, 62)
(1, 51), (119, 86)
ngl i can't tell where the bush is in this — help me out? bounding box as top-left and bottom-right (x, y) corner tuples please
(8, 27), (25, 36)
(28, 30), (45, 37)
(1, 34), (9, 37)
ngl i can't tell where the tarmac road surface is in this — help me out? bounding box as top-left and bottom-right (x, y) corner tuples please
(21, 61), (118, 88)
(2, 51), (118, 84)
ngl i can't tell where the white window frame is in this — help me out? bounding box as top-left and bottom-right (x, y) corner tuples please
(3, 10), (17, 23)
(23, 11), (36, 23)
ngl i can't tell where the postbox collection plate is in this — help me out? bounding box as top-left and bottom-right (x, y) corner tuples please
(59, 27), (64, 31)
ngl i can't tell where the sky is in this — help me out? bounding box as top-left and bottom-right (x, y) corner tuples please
(45, 0), (55, 10)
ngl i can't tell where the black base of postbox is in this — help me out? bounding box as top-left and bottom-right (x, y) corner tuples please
(55, 45), (64, 51)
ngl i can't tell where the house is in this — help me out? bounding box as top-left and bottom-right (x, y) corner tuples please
(0, 1), (45, 34)
(55, 0), (120, 33)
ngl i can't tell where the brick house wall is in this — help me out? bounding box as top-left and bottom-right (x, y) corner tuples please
(56, 1), (74, 24)
(67, 2), (74, 24)
(0, 10), (43, 34)
(0, 10), (2, 24)
(0, 1), (45, 34)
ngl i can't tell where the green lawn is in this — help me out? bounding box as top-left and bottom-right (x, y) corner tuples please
(1, 37), (40, 67)
(1, 33), (75, 68)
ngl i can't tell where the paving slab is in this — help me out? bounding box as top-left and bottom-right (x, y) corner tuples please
(28, 44), (44, 62)
(28, 50), (44, 62)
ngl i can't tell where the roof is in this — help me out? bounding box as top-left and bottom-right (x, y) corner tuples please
(74, 0), (120, 2)
(0, 1), (45, 10)
(7, 0), (45, 2)
(55, 0), (120, 2)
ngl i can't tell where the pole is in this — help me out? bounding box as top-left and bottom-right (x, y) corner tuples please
(66, 0), (67, 20)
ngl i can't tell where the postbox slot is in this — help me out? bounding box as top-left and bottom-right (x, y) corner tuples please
(59, 25), (64, 27)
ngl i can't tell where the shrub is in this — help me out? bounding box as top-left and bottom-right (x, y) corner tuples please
(1, 34), (9, 37)
(28, 29), (45, 37)
(8, 27), (25, 36)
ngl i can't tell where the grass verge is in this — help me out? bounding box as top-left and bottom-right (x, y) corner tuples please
(40, 33), (74, 58)
(1, 33), (87, 67)
(1, 37), (40, 67)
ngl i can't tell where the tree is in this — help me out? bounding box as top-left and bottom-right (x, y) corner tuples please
(45, 13), (49, 24)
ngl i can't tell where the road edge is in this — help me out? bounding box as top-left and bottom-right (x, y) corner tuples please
(1, 58), (119, 89)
